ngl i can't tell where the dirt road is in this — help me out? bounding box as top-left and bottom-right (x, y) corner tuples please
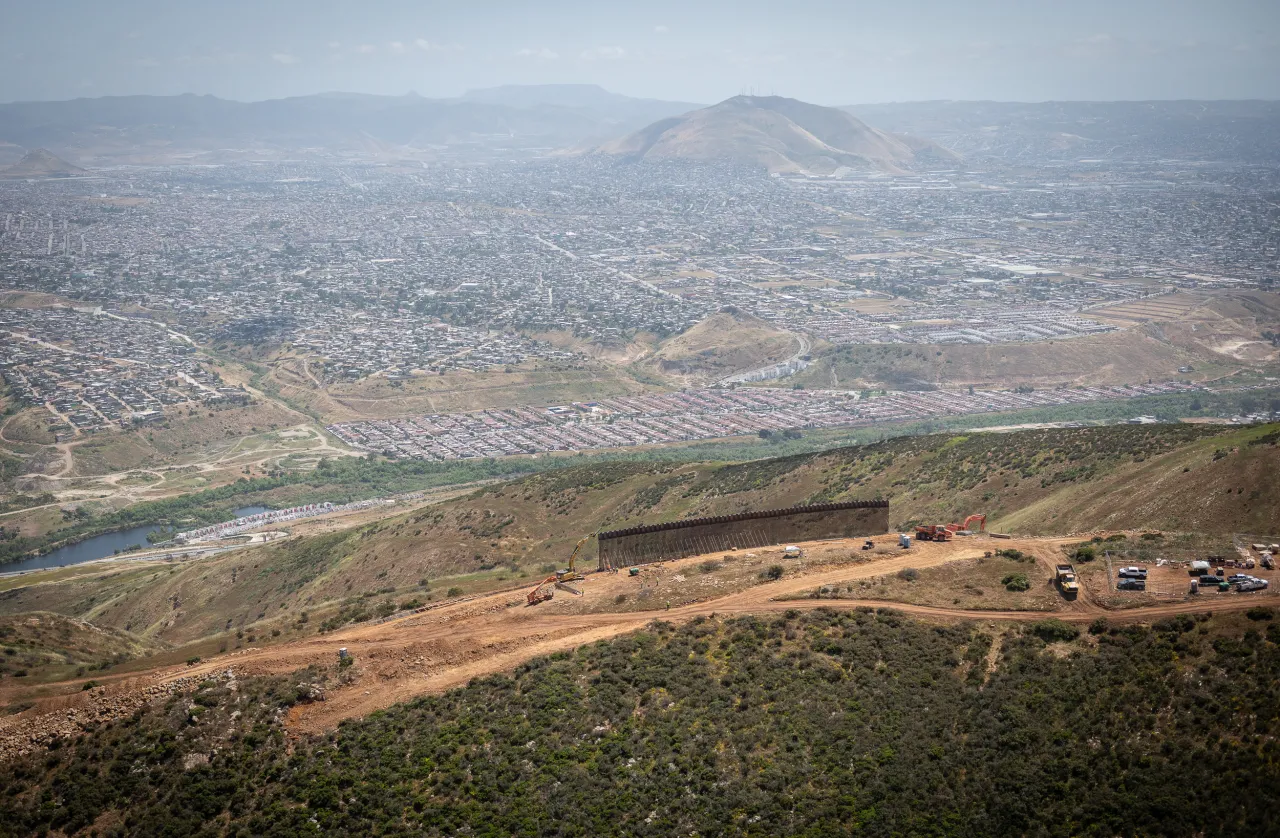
(2, 534), (1275, 754)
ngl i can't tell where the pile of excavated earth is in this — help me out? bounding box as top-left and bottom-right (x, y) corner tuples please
(0, 672), (230, 762)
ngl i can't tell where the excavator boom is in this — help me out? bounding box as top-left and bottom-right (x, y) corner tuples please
(528, 533), (596, 604)
(527, 575), (558, 606)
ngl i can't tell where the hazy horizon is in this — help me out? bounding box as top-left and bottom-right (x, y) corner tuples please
(2, 0), (1277, 106)
(4, 85), (1280, 108)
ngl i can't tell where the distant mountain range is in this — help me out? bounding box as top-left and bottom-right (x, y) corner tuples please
(845, 100), (1280, 164)
(0, 85), (703, 165)
(0, 88), (1274, 168)
(599, 95), (958, 175)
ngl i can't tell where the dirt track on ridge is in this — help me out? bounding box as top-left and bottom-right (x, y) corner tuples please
(3, 533), (1276, 754)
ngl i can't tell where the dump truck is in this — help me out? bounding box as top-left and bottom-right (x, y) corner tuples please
(1055, 564), (1079, 599)
(915, 525), (954, 542)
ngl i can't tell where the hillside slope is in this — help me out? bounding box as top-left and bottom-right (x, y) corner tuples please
(0, 148), (86, 178)
(845, 100), (1280, 165)
(641, 311), (798, 384)
(601, 95), (956, 175)
(2, 423), (1276, 648)
(0, 612), (166, 681)
(1150, 292), (1280, 363)
(0, 89), (699, 163)
(791, 327), (1240, 390)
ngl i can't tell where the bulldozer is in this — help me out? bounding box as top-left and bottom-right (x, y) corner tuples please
(527, 534), (594, 605)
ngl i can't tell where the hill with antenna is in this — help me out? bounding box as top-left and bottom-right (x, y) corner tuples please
(599, 95), (958, 174)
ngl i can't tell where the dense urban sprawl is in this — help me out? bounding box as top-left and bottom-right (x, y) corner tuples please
(328, 382), (1204, 461)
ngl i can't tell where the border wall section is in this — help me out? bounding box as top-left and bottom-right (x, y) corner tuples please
(598, 500), (889, 570)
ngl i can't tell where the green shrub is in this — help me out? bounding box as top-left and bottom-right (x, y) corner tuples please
(1002, 573), (1030, 592)
(1246, 607), (1275, 622)
(1031, 619), (1080, 643)
(1073, 545), (1097, 562)
(761, 565), (785, 581)
(4, 609), (1280, 836)
(897, 568), (920, 582)
(446, 586), (464, 597)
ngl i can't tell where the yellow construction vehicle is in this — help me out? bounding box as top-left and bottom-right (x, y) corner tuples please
(527, 534), (594, 605)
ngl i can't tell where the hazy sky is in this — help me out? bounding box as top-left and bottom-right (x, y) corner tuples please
(2, 0), (1277, 104)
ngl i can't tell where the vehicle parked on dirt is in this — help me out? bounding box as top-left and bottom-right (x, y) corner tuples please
(1055, 564), (1079, 598)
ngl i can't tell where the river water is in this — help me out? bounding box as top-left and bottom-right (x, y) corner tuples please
(4, 524), (161, 574)
(3, 504), (275, 575)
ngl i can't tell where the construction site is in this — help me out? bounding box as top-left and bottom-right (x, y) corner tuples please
(3, 500), (1279, 762)
(596, 499), (890, 569)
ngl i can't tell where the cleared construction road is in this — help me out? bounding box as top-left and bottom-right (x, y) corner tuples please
(2, 533), (1275, 754)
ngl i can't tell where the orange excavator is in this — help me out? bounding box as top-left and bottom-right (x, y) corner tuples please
(946, 514), (986, 534)
(527, 534), (594, 605)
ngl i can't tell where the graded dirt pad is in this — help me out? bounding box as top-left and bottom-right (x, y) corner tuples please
(3, 532), (1277, 757)
(792, 328), (1226, 390)
(59, 401), (304, 478)
(265, 357), (655, 423)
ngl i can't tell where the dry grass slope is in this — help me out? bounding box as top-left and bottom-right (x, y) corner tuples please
(265, 357), (654, 423)
(0, 423), (1275, 653)
(601, 95), (954, 175)
(642, 311), (797, 384)
(794, 328), (1234, 390)
(0, 611), (166, 682)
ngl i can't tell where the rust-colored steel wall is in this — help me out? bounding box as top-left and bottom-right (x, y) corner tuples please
(597, 500), (889, 570)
